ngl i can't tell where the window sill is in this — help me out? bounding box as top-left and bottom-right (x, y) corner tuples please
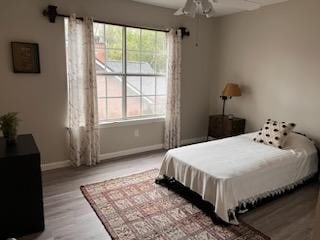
(99, 117), (165, 128)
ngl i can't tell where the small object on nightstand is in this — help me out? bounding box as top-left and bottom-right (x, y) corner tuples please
(208, 115), (245, 139)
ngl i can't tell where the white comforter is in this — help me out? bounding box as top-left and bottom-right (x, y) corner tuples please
(159, 132), (318, 224)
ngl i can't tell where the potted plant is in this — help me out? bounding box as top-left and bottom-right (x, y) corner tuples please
(0, 112), (20, 144)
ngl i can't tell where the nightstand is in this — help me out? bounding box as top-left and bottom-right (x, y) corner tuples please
(208, 115), (245, 139)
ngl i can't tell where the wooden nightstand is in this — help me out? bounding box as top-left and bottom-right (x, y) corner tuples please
(208, 115), (246, 139)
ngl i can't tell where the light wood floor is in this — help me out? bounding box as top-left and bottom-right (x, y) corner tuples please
(21, 150), (319, 240)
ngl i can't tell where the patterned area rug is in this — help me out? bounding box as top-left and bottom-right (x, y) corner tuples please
(81, 169), (270, 240)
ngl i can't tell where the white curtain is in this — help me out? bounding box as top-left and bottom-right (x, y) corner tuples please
(164, 29), (182, 149)
(66, 14), (100, 166)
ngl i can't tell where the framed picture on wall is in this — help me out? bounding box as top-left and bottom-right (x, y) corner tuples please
(11, 42), (40, 73)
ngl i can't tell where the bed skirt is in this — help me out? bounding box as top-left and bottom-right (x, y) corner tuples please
(156, 173), (318, 224)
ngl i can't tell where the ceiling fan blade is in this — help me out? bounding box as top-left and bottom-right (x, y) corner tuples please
(213, 0), (261, 11)
(174, 8), (185, 15)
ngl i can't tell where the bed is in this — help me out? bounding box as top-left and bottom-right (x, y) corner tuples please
(158, 132), (319, 224)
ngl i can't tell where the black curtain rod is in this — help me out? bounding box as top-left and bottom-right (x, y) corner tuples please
(42, 5), (190, 38)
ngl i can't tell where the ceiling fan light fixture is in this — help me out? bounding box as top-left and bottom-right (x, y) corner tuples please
(175, 0), (263, 18)
(199, 0), (213, 14)
(205, 8), (215, 17)
(176, 0), (215, 18)
(182, 0), (197, 18)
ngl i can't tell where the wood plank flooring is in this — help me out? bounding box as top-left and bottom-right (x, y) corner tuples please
(20, 150), (319, 240)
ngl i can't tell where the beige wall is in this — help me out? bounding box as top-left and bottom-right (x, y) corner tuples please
(210, 0), (320, 144)
(0, 0), (215, 164)
(313, 190), (320, 240)
(5, 0), (318, 165)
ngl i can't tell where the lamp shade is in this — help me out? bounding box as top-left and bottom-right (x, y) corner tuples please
(222, 83), (241, 97)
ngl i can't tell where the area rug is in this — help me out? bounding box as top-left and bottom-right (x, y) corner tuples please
(80, 169), (270, 240)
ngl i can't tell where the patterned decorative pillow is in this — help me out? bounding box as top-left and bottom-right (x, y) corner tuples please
(253, 119), (296, 149)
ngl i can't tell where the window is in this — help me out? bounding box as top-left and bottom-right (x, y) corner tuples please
(93, 23), (168, 123)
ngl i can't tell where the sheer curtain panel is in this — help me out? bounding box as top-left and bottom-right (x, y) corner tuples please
(66, 14), (100, 166)
(164, 29), (182, 149)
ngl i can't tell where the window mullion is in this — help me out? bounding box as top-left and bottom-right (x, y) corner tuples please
(123, 27), (127, 120)
(104, 25), (108, 120)
(154, 32), (157, 114)
(140, 76), (142, 116)
(139, 29), (142, 116)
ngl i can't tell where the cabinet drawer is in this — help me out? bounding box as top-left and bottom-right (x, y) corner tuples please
(231, 119), (246, 135)
(208, 115), (245, 139)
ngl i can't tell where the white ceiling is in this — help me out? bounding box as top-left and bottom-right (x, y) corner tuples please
(131, 0), (289, 17)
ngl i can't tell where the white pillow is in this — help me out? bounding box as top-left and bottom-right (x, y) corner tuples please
(285, 132), (317, 154)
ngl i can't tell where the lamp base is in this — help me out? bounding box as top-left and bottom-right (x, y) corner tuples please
(220, 96), (227, 116)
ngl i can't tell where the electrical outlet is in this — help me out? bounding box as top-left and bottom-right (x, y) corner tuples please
(134, 129), (140, 137)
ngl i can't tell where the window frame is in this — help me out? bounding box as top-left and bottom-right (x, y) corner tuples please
(94, 23), (167, 125)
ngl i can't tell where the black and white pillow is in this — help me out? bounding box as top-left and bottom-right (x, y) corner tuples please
(253, 119), (296, 149)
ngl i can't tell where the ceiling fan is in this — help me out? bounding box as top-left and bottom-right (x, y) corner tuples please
(174, 0), (261, 18)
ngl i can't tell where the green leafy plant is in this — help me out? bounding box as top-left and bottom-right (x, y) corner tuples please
(0, 112), (20, 143)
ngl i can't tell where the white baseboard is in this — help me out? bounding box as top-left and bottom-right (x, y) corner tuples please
(41, 160), (71, 171)
(181, 136), (207, 145)
(41, 136), (206, 171)
(98, 143), (164, 162)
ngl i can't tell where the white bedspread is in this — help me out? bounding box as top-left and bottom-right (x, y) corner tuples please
(159, 132), (318, 224)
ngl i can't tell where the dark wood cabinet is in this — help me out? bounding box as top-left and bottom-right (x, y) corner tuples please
(1, 135), (44, 239)
(208, 115), (246, 139)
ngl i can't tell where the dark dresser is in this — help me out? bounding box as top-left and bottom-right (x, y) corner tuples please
(208, 115), (246, 139)
(1, 134), (44, 239)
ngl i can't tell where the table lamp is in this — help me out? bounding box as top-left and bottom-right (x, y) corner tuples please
(220, 83), (241, 116)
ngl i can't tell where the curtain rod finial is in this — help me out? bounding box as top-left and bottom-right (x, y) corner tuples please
(178, 27), (190, 39)
(43, 5), (58, 23)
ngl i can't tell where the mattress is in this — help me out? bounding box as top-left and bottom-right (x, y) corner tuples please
(158, 132), (318, 224)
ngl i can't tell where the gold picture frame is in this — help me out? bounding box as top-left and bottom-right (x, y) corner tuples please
(11, 42), (40, 73)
